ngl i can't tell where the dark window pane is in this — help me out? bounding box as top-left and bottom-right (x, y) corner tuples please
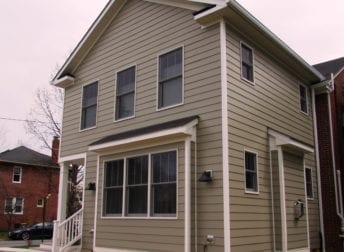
(300, 85), (308, 113)
(105, 188), (123, 214)
(153, 184), (176, 214)
(305, 168), (313, 198)
(245, 152), (258, 191)
(128, 186), (147, 214)
(105, 160), (123, 187)
(117, 67), (135, 95)
(81, 82), (98, 129)
(15, 198), (23, 213)
(5, 198), (12, 212)
(83, 83), (98, 107)
(117, 93), (134, 119)
(246, 171), (257, 191)
(158, 48), (183, 108)
(241, 45), (254, 82)
(127, 156), (148, 185)
(116, 67), (135, 120)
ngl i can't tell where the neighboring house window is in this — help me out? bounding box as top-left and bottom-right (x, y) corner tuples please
(81, 81), (98, 130)
(103, 151), (177, 217)
(299, 84), (308, 114)
(245, 151), (258, 193)
(158, 47), (183, 109)
(152, 151), (177, 215)
(127, 156), (148, 215)
(241, 43), (254, 83)
(104, 159), (124, 216)
(115, 66), (136, 120)
(12, 166), (22, 183)
(305, 168), (313, 199)
(37, 198), (44, 208)
(4, 197), (23, 214)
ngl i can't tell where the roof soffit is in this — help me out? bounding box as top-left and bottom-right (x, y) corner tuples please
(53, 0), (216, 85)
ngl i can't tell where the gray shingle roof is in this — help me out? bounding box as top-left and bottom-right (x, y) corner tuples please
(0, 146), (58, 168)
(313, 57), (344, 80)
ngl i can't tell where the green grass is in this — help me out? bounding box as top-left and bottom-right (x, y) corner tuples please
(0, 231), (8, 240)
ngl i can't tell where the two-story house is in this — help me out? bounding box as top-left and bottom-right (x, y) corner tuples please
(52, 1), (325, 251)
(0, 142), (59, 232)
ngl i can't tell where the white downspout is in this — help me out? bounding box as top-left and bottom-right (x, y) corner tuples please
(185, 137), (192, 252)
(311, 88), (325, 251)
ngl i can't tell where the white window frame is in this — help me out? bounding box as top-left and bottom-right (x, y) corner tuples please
(299, 83), (309, 115)
(156, 46), (184, 111)
(244, 149), (259, 194)
(37, 198), (44, 208)
(4, 197), (24, 215)
(12, 166), (22, 183)
(80, 80), (99, 131)
(114, 65), (137, 122)
(305, 167), (314, 200)
(240, 42), (255, 85)
(101, 149), (178, 219)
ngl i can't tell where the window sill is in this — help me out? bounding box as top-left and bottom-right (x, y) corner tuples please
(244, 189), (259, 195)
(156, 102), (184, 112)
(79, 125), (97, 133)
(100, 216), (178, 220)
(114, 115), (135, 123)
(241, 76), (255, 86)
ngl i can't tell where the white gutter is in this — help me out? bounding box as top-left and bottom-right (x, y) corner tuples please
(311, 88), (325, 251)
(185, 137), (192, 252)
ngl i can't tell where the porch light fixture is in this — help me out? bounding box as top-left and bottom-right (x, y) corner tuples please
(86, 182), (96, 191)
(198, 170), (213, 182)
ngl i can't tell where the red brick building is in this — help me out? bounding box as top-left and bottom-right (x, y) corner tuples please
(0, 144), (59, 231)
(314, 57), (344, 252)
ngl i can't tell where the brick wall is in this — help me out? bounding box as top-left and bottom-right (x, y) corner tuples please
(0, 163), (59, 231)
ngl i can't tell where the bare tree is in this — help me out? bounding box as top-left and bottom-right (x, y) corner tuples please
(0, 125), (7, 152)
(26, 86), (63, 151)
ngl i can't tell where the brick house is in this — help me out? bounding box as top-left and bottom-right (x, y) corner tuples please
(0, 141), (60, 231)
(313, 57), (344, 252)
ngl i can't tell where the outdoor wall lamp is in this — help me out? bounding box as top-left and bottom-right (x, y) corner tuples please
(198, 170), (213, 182)
(86, 182), (96, 191)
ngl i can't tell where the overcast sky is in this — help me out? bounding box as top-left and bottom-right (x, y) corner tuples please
(0, 0), (343, 154)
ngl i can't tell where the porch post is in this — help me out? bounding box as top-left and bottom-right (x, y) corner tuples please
(277, 146), (287, 252)
(185, 137), (191, 252)
(57, 162), (69, 221)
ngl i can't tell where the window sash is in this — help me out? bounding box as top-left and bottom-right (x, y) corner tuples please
(103, 151), (177, 218)
(13, 166), (21, 182)
(241, 44), (254, 82)
(81, 82), (98, 129)
(158, 48), (183, 108)
(116, 66), (136, 120)
(245, 151), (258, 192)
(299, 85), (308, 113)
(5, 198), (23, 214)
(305, 168), (313, 198)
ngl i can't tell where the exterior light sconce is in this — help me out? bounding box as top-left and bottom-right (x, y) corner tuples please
(86, 182), (96, 191)
(198, 170), (213, 182)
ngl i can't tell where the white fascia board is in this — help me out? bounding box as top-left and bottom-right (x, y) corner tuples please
(89, 119), (198, 152)
(144, 0), (208, 11)
(52, 75), (75, 88)
(189, 0), (226, 6)
(268, 129), (314, 154)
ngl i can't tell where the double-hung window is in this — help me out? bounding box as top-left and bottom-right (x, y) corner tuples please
(299, 84), (308, 114)
(115, 66), (136, 120)
(12, 166), (22, 183)
(81, 82), (98, 130)
(103, 151), (177, 217)
(241, 43), (254, 83)
(4, 197), (23, 214)
(305, 168), (313, 199)
(245, 151), (258, 193)
(158, 48), (183, 109)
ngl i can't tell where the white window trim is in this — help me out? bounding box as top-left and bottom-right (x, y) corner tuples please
(4, 197), (24, 215)
(114, 64), (137, 122)
(12, 166), (22, 183)
(156, 46), (184, 111)
(299, 83), (309, 115)
(244, 149), (259, 194)
(101, 148), (178, 220)
(240, 41), (255, 85)
(305, 167), (314, 200)
(37, 198), (44, 208)
(79, 80), (99, 132)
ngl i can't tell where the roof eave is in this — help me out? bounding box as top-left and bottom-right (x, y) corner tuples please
(194, 1), (325, 84)
(0, 160), (60, 169)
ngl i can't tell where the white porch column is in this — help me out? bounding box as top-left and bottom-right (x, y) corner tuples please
(277, 146), (287, 252)
(185, 137), (191, 252)
(57, 162), (69, 221)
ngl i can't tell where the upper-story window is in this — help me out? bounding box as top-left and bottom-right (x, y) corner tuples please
(115, 66), (136, 120)
(299, 84), (308, 114)
(81, 81), (98, 130)
(245, 150), (258, 193)
(241, 43), (254, 83)
(305, 167), (313, 199)
(158, 47), (183, 109)
(4, 197), (24, 214)
(12, 166), (22, 183)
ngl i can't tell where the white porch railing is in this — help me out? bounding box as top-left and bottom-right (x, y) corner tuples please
(52, 208), (83, 252)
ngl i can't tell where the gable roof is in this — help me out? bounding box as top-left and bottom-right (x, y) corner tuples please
(313, 57), (344, 80)
(0, 146), (59, 169)
(52, 0), (324, 87)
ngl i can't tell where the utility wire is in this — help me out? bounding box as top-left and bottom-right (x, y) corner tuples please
(0, 117), (61, 125)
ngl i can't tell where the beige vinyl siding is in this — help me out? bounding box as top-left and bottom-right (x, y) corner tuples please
(60, 0), (224, 251)
(283, 151), (308, 249)
(226, 23), (320, 251)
